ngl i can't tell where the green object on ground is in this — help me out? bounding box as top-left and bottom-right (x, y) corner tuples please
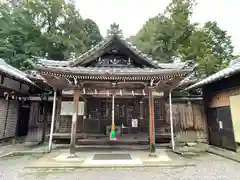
(110, 129), (116, 140)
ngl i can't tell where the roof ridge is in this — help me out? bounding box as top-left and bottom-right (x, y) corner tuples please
(70, 34), (159, 68)
(34, 57), (73, 67)
(70, 35), (114, 66)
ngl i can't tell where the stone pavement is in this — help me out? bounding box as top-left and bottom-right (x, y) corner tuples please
(1, 152), (240, 180)
(0, 142), (48, 158)
(1, 142), (240, 168)
(207, 145), (240, 163)
(25, 148), (194, 168)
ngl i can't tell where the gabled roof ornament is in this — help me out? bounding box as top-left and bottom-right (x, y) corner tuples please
(106, 22), (123, 38)
(69, 52), (76, 61)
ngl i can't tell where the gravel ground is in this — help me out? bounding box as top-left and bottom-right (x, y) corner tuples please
(0, 153), (240, 180)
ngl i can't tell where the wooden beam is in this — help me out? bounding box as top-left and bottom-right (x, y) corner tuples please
(148, 87), (156, 156)
(62, 89), (149, 96)
(70, 89), (79, 155)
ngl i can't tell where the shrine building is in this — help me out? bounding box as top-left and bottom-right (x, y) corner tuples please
(33, 32), (193, 155)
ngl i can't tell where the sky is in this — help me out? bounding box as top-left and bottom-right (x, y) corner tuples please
(75, 0), (240, 54)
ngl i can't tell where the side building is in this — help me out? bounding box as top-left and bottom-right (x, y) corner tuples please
(187, 58), (240, 151)
(0, 58), (39, 142)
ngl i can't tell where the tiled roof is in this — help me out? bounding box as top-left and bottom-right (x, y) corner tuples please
(37, 66), (191, 76)
(0, 58), (35, 85)
(70, 35), (158, 68)
(32, 34), (194, 81)
(33, 34), (193, 71)
(26, 70), (46, 81)
(156, 62), (187, 69)
(35, 57), (191, 71)
(178, 72), (198, 87)
(36, 59), (73, 67)
(186, 59), (240, 90)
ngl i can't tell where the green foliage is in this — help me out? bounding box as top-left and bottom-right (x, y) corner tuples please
(84, 19), (103, 48)
(131, 0), (196, 63)
(130, 0), (234, 76)
(0, 0), (102, 70)
(184, 21), (234, 76)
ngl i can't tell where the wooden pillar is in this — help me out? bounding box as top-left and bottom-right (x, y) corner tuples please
(82, 98), (87, 134)
(48, 90), (57, 152)
(169, 90), (175, 151)
(70, 89), (79, 155)
(140, 99), (143, 120)
(55, 91), (62, 133)
(148, 87), (156, 155)
(139, 98), (144, 132)
(40, 96), (48, 144)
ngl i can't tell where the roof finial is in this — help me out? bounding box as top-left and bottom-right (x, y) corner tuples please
(69, 52), (76, 61)
(107, 22), (123, 38)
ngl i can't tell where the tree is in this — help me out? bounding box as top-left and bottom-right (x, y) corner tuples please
(0, 3), (42, 70)
(23, 0), (89, 60)
(180, 21), (234, 76)
(0, 0), (102, 70)
(84, 19), (103, 48)
(130, 0), (234, 76)
(203, 21), (233, 64)
(131, 0), (196, 63)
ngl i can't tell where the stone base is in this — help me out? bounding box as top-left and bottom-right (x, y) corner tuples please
(54, 153), (83, 162)
(148, 152), (157, 157)
(68, 153), (77, 158)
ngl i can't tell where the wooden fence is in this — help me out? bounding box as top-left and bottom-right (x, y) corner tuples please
(25, 101), (51, 142)
(165, 101), (208, 143)
(24, 100), (208, 144)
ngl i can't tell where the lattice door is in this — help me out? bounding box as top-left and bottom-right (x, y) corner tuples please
(85, 98), (101, 133)
(154, 99), (165, 125)
(142, 98), (166, 132)
(100, 98), (111, 121)
(114, 100), (126, 126)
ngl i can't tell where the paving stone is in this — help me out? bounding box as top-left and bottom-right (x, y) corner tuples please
(0, 152), (240, 179)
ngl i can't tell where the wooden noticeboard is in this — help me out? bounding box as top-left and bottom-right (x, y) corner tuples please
(60, 101), (84, 115)
(132, 119), (138, 127)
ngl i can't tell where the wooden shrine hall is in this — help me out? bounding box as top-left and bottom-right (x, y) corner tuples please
(33, 32), (193, 155)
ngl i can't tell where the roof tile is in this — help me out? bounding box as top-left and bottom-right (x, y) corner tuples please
(0, 58), (34, 85)
(186, 58), (240, 90)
